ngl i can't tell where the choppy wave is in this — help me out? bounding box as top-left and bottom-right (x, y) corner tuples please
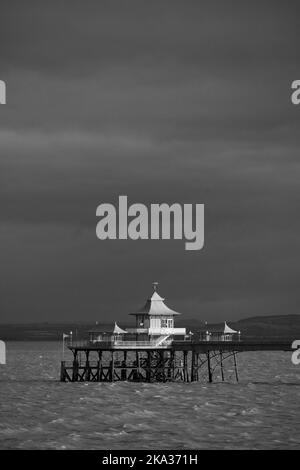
(0, 342), (299, 449)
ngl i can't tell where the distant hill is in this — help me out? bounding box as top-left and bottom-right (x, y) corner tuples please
(0, 314), (299, 341)
(0, 323), (110, 342)
(177, 314), (300, 340)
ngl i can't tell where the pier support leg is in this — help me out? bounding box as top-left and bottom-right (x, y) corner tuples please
(207, 351), (213, 383)
(180, 355), (184, 381)
(146, 351), (151, 382)
(171, 351), (175, 380)
(183, 350), (189, 382)
(136, 351), (141, 381)
(160, 351), (166, 382)
(191, 350), (195, 382)
(233, 352), (239, 382)
(85, 350), (91, 381)
(167, 352), (170, 381)
(168, 351), (174, 381)
(220, 351), (225, 382)
(110, 351), (114, 382)
(72, 351), (79, 382)
(97, 351), (102, 381)
(195, 353), (199, 381)
(60, 361), (66, 382)
(121, 350), (127, 381)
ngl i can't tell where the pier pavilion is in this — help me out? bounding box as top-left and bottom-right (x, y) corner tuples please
(83, 282), (186, 349)
(60, 283), (293, 383)
(199, 322), (241, 342)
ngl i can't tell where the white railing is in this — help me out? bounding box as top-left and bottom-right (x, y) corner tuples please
(125, 328), (148, 334)
(148, 327), (186, 336)
(67, 338), (174, 349)
(67, 340), (113, 348)
(114, 339), (173, 348)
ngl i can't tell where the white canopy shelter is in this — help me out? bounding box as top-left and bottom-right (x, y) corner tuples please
(113, 323), (128, 335)
(224, 321), (238, 334)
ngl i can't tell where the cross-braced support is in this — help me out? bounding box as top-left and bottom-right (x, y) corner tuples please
(60, 347), (239, 383)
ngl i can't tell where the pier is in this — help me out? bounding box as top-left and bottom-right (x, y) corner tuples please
(60, 339), (292, 383)
(59, 283), (293, 384)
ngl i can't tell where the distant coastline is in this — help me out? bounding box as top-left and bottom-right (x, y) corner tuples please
(0, 314), (299, 342)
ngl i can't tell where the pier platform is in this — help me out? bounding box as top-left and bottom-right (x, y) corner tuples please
(60, 339), (293, 384)
(60, 281), (294, 384)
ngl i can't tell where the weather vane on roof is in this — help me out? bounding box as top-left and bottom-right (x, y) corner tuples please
(152, 281), (159, 291)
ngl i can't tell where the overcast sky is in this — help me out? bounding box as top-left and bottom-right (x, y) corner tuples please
(0, 0), (299, 323)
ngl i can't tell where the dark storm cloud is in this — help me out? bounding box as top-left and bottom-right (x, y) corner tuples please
(0, 0), (299, 322)
(1, 1), (299, 73)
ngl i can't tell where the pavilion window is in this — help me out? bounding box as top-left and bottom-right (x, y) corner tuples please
(160, 318), (174, 328)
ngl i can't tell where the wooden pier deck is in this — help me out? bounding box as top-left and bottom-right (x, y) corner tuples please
(67, 339), (292, 352)
(173, 340), (292, 352)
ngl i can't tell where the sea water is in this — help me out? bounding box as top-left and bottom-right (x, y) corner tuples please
(0, 342), (299, 449)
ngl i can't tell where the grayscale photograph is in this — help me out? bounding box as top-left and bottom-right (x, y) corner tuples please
(0, 0), (300, 458)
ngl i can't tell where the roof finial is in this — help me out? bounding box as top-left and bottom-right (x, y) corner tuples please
(152, 281), (159, 292)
